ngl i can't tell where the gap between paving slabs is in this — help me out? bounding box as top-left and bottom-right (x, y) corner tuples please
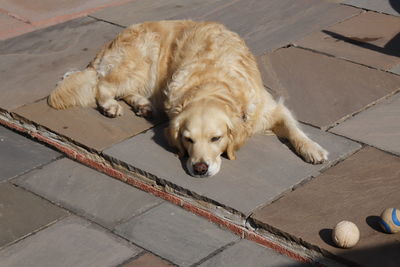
(0, 109), (351, 266)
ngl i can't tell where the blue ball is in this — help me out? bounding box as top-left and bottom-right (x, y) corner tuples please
(379, 208), (400, 234)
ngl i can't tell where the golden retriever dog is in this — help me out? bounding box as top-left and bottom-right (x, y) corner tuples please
(48, 20), (328, 177)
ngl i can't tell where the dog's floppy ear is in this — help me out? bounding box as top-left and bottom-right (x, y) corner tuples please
(226, 117), (249, 160)
(226, 133), (237, 160)
(166, 116), (185, 157)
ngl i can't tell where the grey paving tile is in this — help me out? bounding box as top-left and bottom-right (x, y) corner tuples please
(0, 126), (60, 182)
(390, 63), (400, 75)
(0, 17), (121, 111)
(251, 147), (400, 267)
(0, 182), (68, 248)
(105, 123), (360, 216)
(331, 93), (400, 156)
(295, 12), (400, 71)
(14, 158), (163, 229)
(199, 239), (310, 267)
(259, 47), (400, 129)
(201, 0), (360, 55)
(91, 0), (229, 26)
(115, 202), (238, 267)
(0, 216), (141, 267)
(344, 0), (400, 17)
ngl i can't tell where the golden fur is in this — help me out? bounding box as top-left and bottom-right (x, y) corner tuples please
(48, 20), (328, 177)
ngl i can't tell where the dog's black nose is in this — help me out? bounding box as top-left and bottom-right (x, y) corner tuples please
(193, 162), (208, 176)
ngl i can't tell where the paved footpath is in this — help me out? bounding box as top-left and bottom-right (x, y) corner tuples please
(1, 0), (400, 266)
(0, 126), (307, 267)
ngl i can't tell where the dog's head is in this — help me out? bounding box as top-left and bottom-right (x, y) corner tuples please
(167, 100), (248, 177)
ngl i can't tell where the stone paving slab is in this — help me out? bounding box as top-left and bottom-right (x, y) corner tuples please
(115, 202), (238, 266)
(0, 0), (128, 24)
(92, 0), (360, 55)
(331, 93), (400, 156)
(391, 64), (400, 75)
(0, 17), (121, 111)
(14, 158), (163, 229)
(201, 0), (360, 55)
(14, 99), (156, 151)
(258, 47), (400, 129)
(105, 123), (360, 216)
(344, 0), (400, 17)
(0, 216), (141, 267)
(251, 147), (400, 267)
(199, 239), (310, 267)
(295, 12), (400, 71)
(123, 253), (174, 267)
(0, 126), (60, 182)
(91, 0), (230, 27)
(0, 182), (68, 248)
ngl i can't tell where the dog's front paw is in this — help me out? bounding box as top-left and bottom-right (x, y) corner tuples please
(298, 140), (328, 164)
(134, 104), (153, 119)
(101, 102), (123, 118)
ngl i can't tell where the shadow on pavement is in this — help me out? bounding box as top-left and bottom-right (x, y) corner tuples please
(390, 0), (400, 14)
(337, 242), (400, 267)
(314, 218), (400, 267)
(281, 242), (400, 266)
(150, 124), (193, 176)
(322, 30), (400, 58)
(322, 0), (400, 58)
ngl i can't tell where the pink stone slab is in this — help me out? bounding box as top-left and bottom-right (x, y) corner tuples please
(0, 0), (129, 24)
(0, 13), (31, 40)
(252, 147), (400, 267)
(258, 47), (400, 129)
(13, 99), (156, 151)
(295, 12), (400, 70)
(123, 253), (174, 267)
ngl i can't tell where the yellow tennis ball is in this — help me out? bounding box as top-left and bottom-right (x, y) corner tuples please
(379, 208), (400, 234)
(332, 221), (360, 248)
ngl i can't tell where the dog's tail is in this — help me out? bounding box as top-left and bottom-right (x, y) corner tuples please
(48, 68), (98, 109)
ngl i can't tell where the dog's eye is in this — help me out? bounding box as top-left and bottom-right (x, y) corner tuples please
(184, 137), (194, 143)
(211, 136), (221, 142)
